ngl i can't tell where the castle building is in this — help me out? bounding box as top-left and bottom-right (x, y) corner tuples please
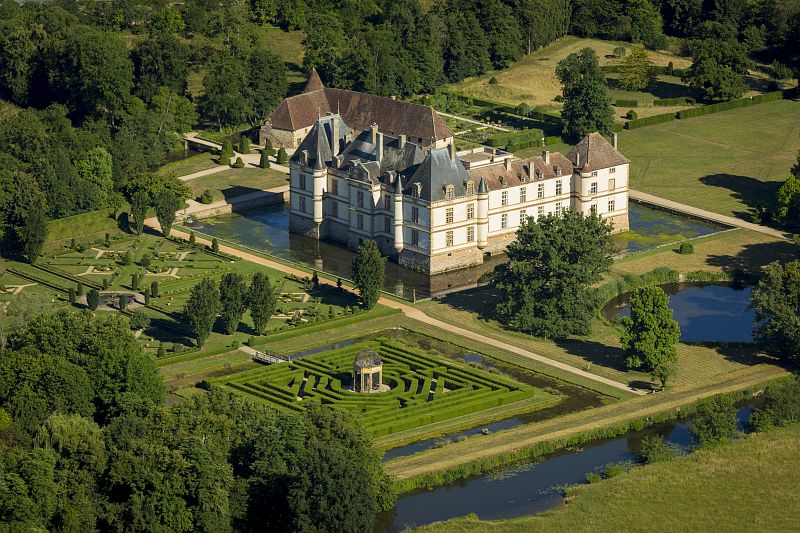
(289, 113), (629, 275)
(262, 68), (454, 149)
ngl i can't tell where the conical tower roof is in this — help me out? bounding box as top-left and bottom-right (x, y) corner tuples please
(303, 68), (325, 93)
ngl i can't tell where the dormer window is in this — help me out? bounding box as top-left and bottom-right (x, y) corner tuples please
(412, 183), (421, 198)
(555, 166), (562, 176)
(444, 185), (455, 200)
(465, 181), (475, 196)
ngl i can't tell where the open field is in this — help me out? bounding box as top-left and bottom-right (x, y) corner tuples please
(187, 167), (288, 200)
(422, 423), (800, 532)
(212, 338), (552, 437)
(620, 99), (800, 221)
(453, 36), (691, 107)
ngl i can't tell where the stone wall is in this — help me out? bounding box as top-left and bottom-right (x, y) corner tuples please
(176, 191), (287, 222)
(289, 213), (319, 239)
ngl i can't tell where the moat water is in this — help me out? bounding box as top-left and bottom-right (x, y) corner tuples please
(182, 202), (726, 301)
(603, 283), (754, 343)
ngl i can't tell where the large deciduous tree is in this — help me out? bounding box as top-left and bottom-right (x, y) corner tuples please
(620, 286), (681, 389)
(219, 273), (247, 335)
(619, 47), (655, 91)
(492, 209), (616, 338)
(247, 272), (277, 335)
(200, 56), (249, 130)
(132, 33), (189, 102)
(750, 260), (800, 362)
(556, 48), (614, 139)
(184, 277), (220, 347)
(775, 171), (800, 227)
(684, 22), (751, 102)
(154, 189), (182, 237)
(352, 240), (385, 310)
(129, 189), (149, 236)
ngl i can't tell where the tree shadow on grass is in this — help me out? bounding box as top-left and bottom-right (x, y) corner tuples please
(553, 338), (631, 374)
(705, 240), (797, 277)
(432, 284), (503, 321)
(698, 174), (782, 223)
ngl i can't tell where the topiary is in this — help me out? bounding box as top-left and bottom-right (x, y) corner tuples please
(76, 281), (84, 296)
(238, 137), (251, 154)
(626, 109), (638, 120)
(488, 76), (498, 85)
(68, 287), (76, 304)
(122, 249), (134, 266)
(678, 242), (694, 254)
(554, 95), (563, 103)
(259, 149), (270, 168)
(200, 189), (214, 204)
(211, 238), (219, 253)
(189, 232), (196, 245)
(151, 280), (159, 298)
(118, 294), (128, 310)
(87, 289), (100, 310)
(219, 140), (233, 165)
(233, 156), (245, 168)
(276, 147), (288, 164)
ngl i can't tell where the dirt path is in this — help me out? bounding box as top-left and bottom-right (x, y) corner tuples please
(146, 217), (645, 396)
(385, 364), (788, 480)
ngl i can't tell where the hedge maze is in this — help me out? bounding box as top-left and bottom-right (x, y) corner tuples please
(214, 339), (536, 436)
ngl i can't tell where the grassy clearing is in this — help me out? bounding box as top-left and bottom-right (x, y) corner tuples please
(186, 167), (288, 200)
(46, 208), (125, 244)
(422, 423), (800, 532)
(453, 36), (691, 107)
(158, 152), (219, 177)
(620, 99), (800, 221)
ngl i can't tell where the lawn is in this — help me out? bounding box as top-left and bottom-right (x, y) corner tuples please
(211, 337), (552, 438)
(422, 423), (800, 532)
(186, 167), (288, 201)
(619, 99), (800, 221)
(453, 36), (691, 107)
(158, 152), (219, 177)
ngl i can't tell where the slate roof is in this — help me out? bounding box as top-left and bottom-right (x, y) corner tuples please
(354, 348), (382, 368)
(269, 74), (454, 142)
(467, 152), (574, 191)
(566, 132), (629, 172)
(290, 114), (351, 169)
(405, 148), (473, 202)
(303, 68), (325, 93)
(337, 128), (425, 180)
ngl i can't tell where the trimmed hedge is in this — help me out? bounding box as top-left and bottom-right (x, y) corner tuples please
(616, 99), (639, 108)
(624, 112), (676, 129)
(677, 92), (783, 119)
(654, 96), (696, 106)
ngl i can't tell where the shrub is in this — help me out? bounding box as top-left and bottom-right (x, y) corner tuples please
(76, 282), (84, 296)
(199, 189), (214, 204)
(122, 249), (133, 266)
(654, 96), (695, 106)
(68, 287), (76, 304)
(554, 95), (563, 102)
(211, 238), (219, 253)
(238, 137), (251, 154)
(626, 109), (638, 120)
(585, 471), (602, 483)
(616, 99), (639, 108)
(666, 60), (674, 76)
(624, 112), (676, 129)
(259, 149), (270, 168)
(104, 233), (111, 247)
(613, 46), (626, 58)
(750, 379), (800, 431)
(130, 309), (150, 330)
(311, 271), (319, 287)
(246, 336), (255, 346)
(144, 288), (151, 305)
(87, 289), (100, 310)
(151, 280), (159, 298)
(232, 157), (245, 168)
(141, 254), (151, 268)
(637, 435), (682, 464)
(102, 278), (109, 290)
(131, 273), (140, 290)
(488, 76), (498, 85)
(219, 140), (233, 165)
(646, 33), (668, 51)
(189, 232), (196, 245)
(602, 462), (628, 479)
(678, 242), (694, 254)
(770, 60), (793, 81)
(231, 340), (240, 349)
(690, 396), (738, 445)
(157, 344), (166, 357)
(119, 295), (128, 310)
(277, 147), (288, 164)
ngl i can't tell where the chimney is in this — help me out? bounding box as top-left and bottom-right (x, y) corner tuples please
(449, 142), (458, 165)
(331, 118), (339, 156)
(378, 132), (384, 162)
(399, 134), (407, 149)
(504, 157), (512, 171)
(576, 152), (581, 167)
(371, 123), (378, 144)
(542, 150), (550, 164)
(612, 132), (618, 150)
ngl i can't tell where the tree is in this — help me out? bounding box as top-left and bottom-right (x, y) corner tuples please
(132, 33), (189, 102)
(684, 23), (751, 101)
(212, 238), (220, 253)
(750, 260), (800, 362)
(219, 273), (247, 335)
(219, 140), (233, 166)
(68, 288), (76, 304)
(74, 147), (114, 209)
(155, 189), (182, 237)
(302, 13), (347, 86)
(130, 309), (150, 330)
(351, 241), (385, 310)
(247, 272), (277, 335)
(184, 278), (220, 347)
(775, 174), (800, 227)
(238, 137), (250, 155)
(620, 286), (681, 389)
(619, 47), (655, 91)
(129, 189), (149, 235)
(690, 395), (738, 445)
(628, 0), (664, 48)
(19, 203), (48, 264)
(200, 56), (249, 130)
(151, 281), (159, 298)
(556, 48), (614, 139)
(492, 209), (616, 338)
(276, 147), (288, 164)
(247, 47), (288, 127)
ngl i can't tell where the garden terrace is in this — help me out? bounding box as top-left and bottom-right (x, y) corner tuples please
(212, 339), (547, 437)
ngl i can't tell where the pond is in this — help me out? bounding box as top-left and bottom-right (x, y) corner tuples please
(373, 402), (758, 532)
(603, 283), (754, 343)
(182, 202), (726, 300)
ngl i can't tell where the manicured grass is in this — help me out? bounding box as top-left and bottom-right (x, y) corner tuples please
(452, 36), (691, 107)
(620, 99), (800, 221)
(186, 167), (288, 200)
(46, 208), (125, 244)
(422, 423), (800, 532)
(212, 337), (548, 438)
(158, 152), (219, 177)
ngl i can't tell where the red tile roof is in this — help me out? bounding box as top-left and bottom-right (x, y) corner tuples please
(566, 132), (629, 172)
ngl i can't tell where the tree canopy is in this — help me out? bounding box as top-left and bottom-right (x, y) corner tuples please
(184, 277), (220, 347)
(352, 240), (385, 310)
(750, 260), (800, 363)
(556, 48), (614, 139)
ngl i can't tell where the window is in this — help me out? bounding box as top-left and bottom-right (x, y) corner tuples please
(608, 199), (615, 212)
(467, 204), (475, 220)
(299, 174), (306, 190)
(412, 183), (421, 198)
(384, 195), (391, 210)
(591, 170), (597, 177)
(590, 182), (597, 195)
(411, 229), (419, 246)
(384, 216), (391, 233)
(609, 178), (616, 191)
(411, 206), (419, 223)
(466, 181), (475, 195)
(331, 200), (338, 217)
(590, 204), (597, 214)
(446, 208), (453, 224)
(555, 202), (562, 215)
(520, 187), (527, 203)
(501, 190), (508, 206)
(519, 210), (527, 225)
(555, 180), (562, 195)
(609, 167), (616, 174)
(501, 213), (508, 229)
(446, 230), (454, 247)
(445, 185), (455, 200)
(537, 206), (544, 218)
(331, 178), (338, 195)
(537, 183), (544, 199)
(467, 226), (475, 242)
(299, 196), (306, 212)
(357, 191), (364, 207)
(555, 166), (562, 176)
(357, 214), (364, 229)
